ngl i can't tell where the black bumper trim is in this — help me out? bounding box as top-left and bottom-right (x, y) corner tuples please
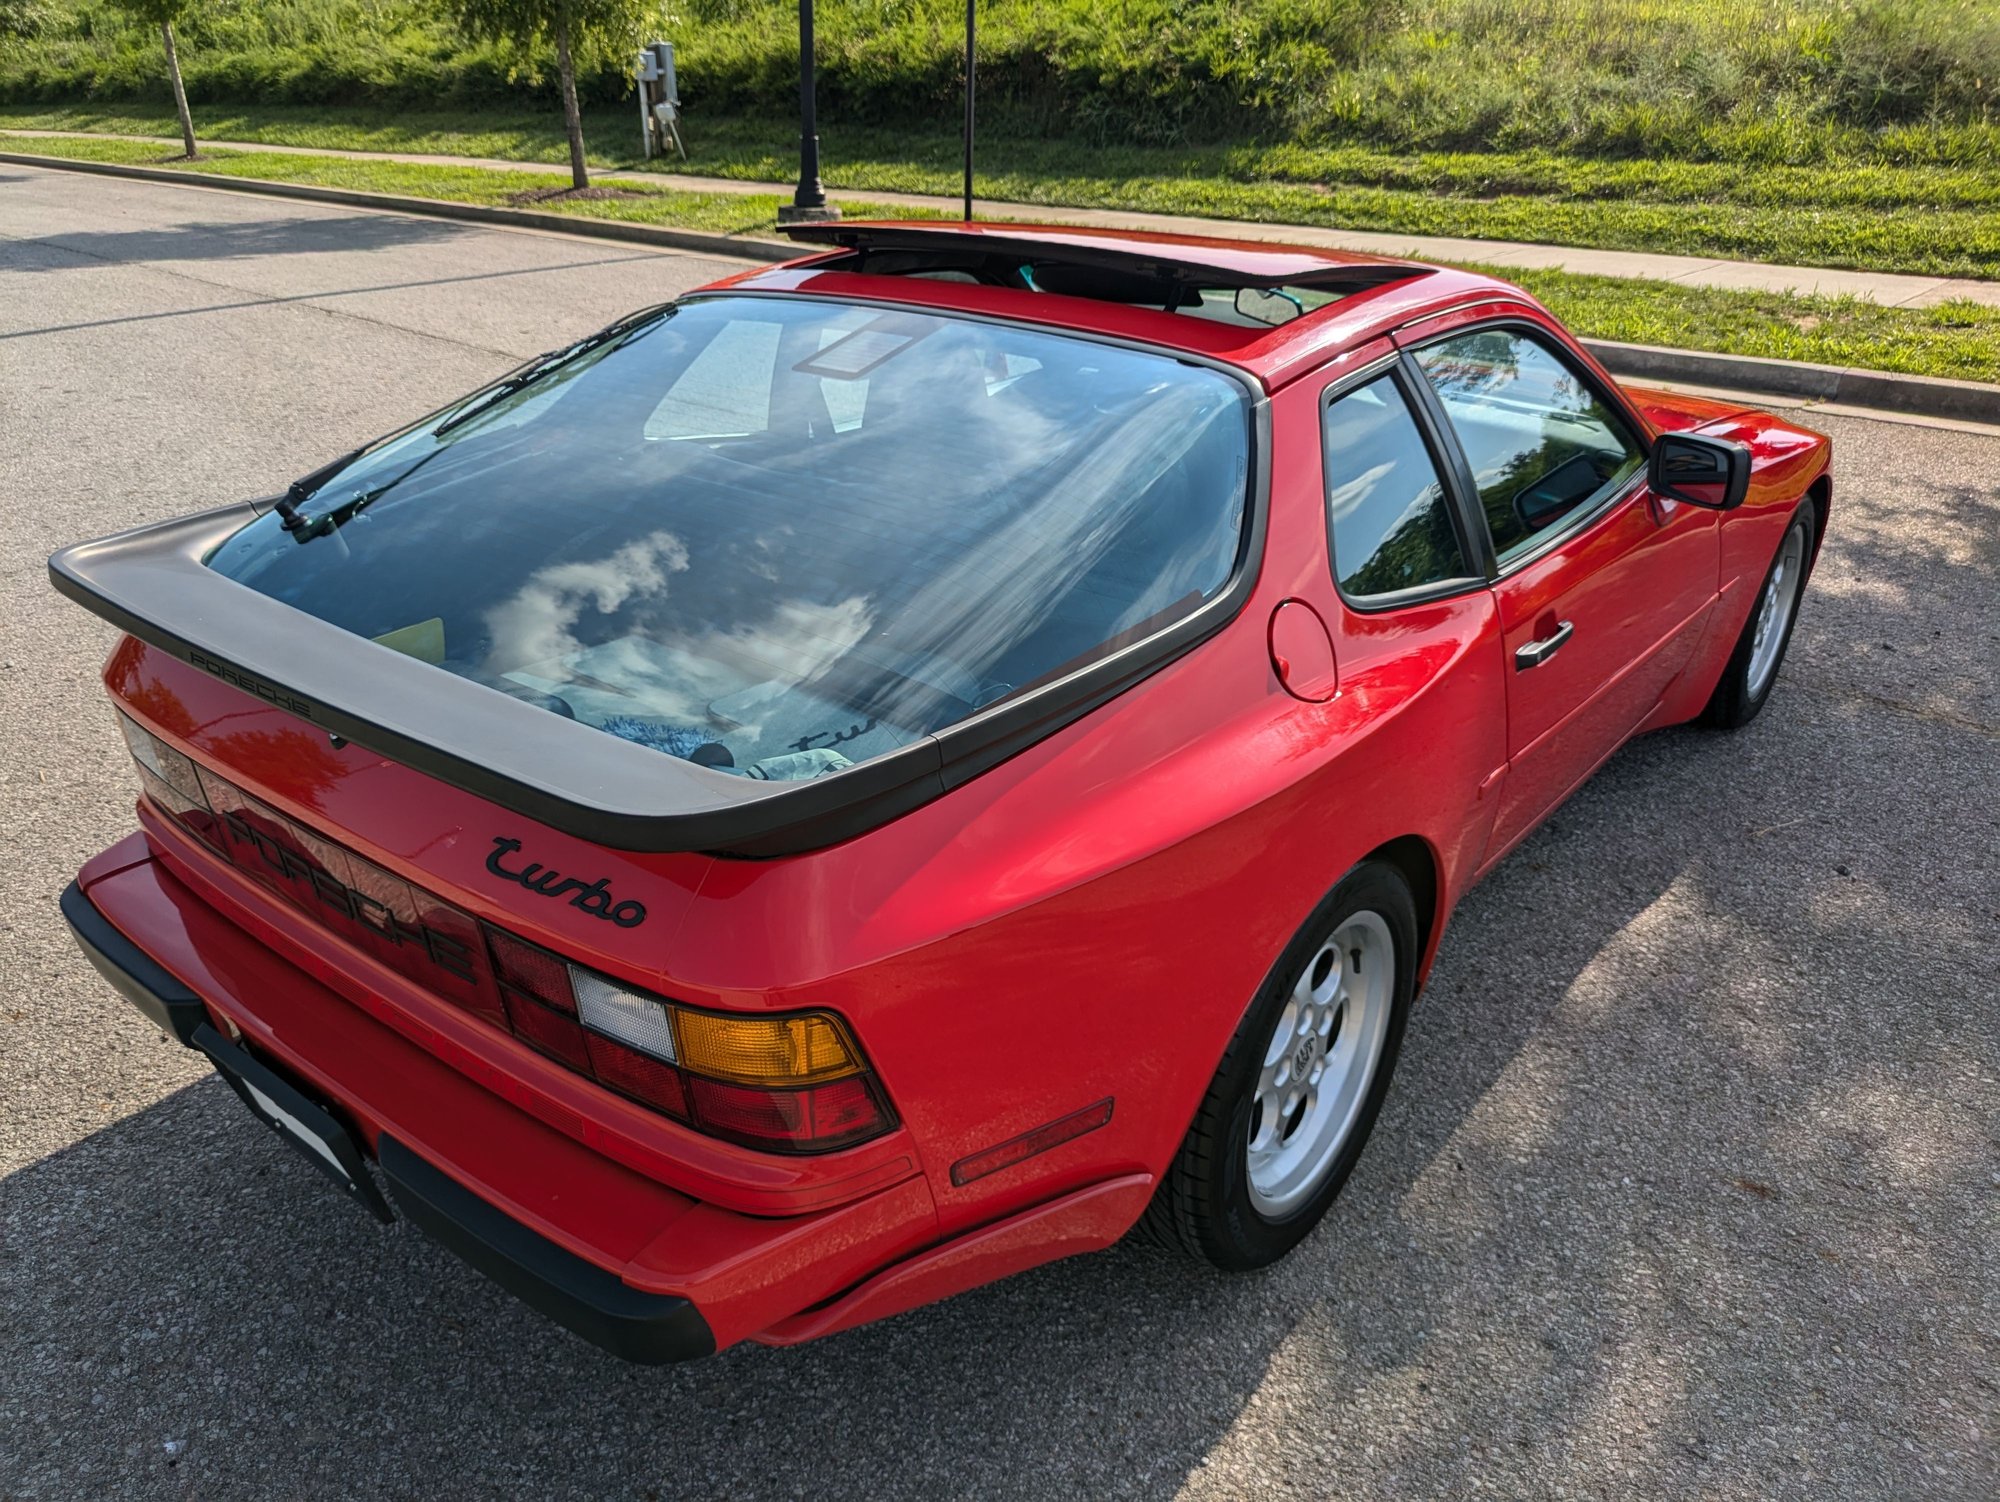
(191, 1023), (396, 1223)
(60, 879), (209, 1045)
(379, 1136), (715, 1365)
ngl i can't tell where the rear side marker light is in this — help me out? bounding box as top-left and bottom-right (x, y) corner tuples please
(950, 1099), (1115, 1187)
(112, 710), (894, 1154)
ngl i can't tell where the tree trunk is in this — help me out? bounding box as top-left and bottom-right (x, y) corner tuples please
(161, 21), (197, 159)
(554, 12), (588, 191)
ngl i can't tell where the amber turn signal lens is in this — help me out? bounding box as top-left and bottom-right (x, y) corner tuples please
(673, 1010), (861, 1085)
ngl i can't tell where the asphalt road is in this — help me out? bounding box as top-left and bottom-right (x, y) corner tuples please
(2, 165), (1995, 1501)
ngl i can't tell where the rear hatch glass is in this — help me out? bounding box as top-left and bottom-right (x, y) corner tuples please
(205, 295), (1252, 782)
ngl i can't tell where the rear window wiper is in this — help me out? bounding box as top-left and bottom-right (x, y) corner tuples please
(429, 350), (562, 439)
(432, 309), (666, 438)
(270, 443), (369, 535)
(274, 443), (455, 547)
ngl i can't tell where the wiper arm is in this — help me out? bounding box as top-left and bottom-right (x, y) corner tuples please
(270, 443), (369, 534)
(279, 443), (455, 547)
(430, 351), (560, 438)
(432, 310), (663, 438)
(272, 306), (669, 540)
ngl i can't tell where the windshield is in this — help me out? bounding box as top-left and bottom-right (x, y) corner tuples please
(206, 296), (1253, 782)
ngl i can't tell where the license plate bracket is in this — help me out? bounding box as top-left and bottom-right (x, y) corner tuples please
(193, 1022), (393, 1222)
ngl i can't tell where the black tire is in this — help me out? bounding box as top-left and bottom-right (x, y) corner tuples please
(1702, 505), (1817, 730)
(1141, 860), (1418, 1270)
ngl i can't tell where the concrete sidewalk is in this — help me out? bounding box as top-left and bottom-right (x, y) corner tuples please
(7, 126), (1994, 310)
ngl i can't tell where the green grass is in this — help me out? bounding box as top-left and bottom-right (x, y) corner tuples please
(0, 102), (619, 165)
(1501, 268), (2000, 384)
(10, 130), (1999, 385)
(6, 103), (1998, 279)
(0, 131), (930, 235)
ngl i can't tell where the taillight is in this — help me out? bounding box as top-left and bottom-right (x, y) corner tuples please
(474, 925), (893, 1154)
(685, 1074), (888, 1153)
(113, 710), (895, 1155)
(116, 711), (223, 847)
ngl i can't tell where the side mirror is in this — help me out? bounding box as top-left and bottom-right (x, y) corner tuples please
(1235, 286), (1304, 327)
(1649, 431), (1751, 510)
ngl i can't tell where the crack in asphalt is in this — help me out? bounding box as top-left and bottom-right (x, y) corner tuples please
(1792, 675), (2000, 739)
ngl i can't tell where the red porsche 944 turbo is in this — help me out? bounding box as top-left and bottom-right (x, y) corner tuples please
(52, 223), (1829, 1362)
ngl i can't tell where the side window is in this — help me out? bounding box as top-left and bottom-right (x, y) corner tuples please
(1414, 328), (1644, 563)
(1324, 373), (1470, 600)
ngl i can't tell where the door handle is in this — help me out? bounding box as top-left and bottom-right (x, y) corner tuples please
(1514, 619), (1574, 670)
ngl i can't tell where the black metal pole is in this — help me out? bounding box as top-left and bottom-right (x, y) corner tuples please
(780, 0), (838, 223)
(962, 0), (975, 220)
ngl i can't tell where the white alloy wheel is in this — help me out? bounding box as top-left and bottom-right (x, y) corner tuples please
(1746, 521), (1808, 699)
(1246, 909), (1395, 1217)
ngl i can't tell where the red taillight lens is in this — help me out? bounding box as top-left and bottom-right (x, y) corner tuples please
(503, 992), (590, 1070)
(585, 1032), (690, 1120)
(686, 1074), (889, 1153)
(485, 928), (576, 1013)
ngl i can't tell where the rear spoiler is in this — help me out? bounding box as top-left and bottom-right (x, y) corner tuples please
(49, 413), (1268, 856)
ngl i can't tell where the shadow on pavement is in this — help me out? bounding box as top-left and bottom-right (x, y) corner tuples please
(5, 210), (474, 271)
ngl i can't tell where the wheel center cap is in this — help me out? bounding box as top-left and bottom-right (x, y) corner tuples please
(1293, 1036), (1318, 1076)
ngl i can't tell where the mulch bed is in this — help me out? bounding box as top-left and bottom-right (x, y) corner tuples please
(506, 185), (649, 206)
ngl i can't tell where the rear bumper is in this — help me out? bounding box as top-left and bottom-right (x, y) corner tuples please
(60, 846), (942, 1359)
(62, 874), (716, 1364)
(60, 878), (206, 1046)
(377, 1134), (713, 1364)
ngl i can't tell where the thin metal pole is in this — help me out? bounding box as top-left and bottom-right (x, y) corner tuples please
(960, 0), (976, 222)
(781, 0), (837, 222)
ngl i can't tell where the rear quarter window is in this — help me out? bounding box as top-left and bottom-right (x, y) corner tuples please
(1323, 373), (1470, 601)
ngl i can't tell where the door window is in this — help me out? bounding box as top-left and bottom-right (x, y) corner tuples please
(1323, 373), (1471, 600)
(1414, 329), (1644, 564)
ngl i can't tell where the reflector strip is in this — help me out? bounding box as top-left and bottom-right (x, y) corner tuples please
(950, 1099), (1114, 1187)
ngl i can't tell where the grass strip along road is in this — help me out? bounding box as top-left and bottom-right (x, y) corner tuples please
(10, 128), (2000, 388)
(7, 103), (1997, 285)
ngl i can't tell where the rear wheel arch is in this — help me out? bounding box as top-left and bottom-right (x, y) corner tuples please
(1139, 856), (1421, 1266)
(1361, 834), (1443, 981)
(1804, 473), (1831, 576)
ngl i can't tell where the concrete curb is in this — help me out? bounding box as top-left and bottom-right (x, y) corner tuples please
(1582, 339), (2000, 425)
(0, 150), (797, 264)
(9, 149), (1998, 426)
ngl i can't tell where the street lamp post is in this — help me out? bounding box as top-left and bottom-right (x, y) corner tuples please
(962, 0), (975, 220)
(778, 0), (840, 225)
